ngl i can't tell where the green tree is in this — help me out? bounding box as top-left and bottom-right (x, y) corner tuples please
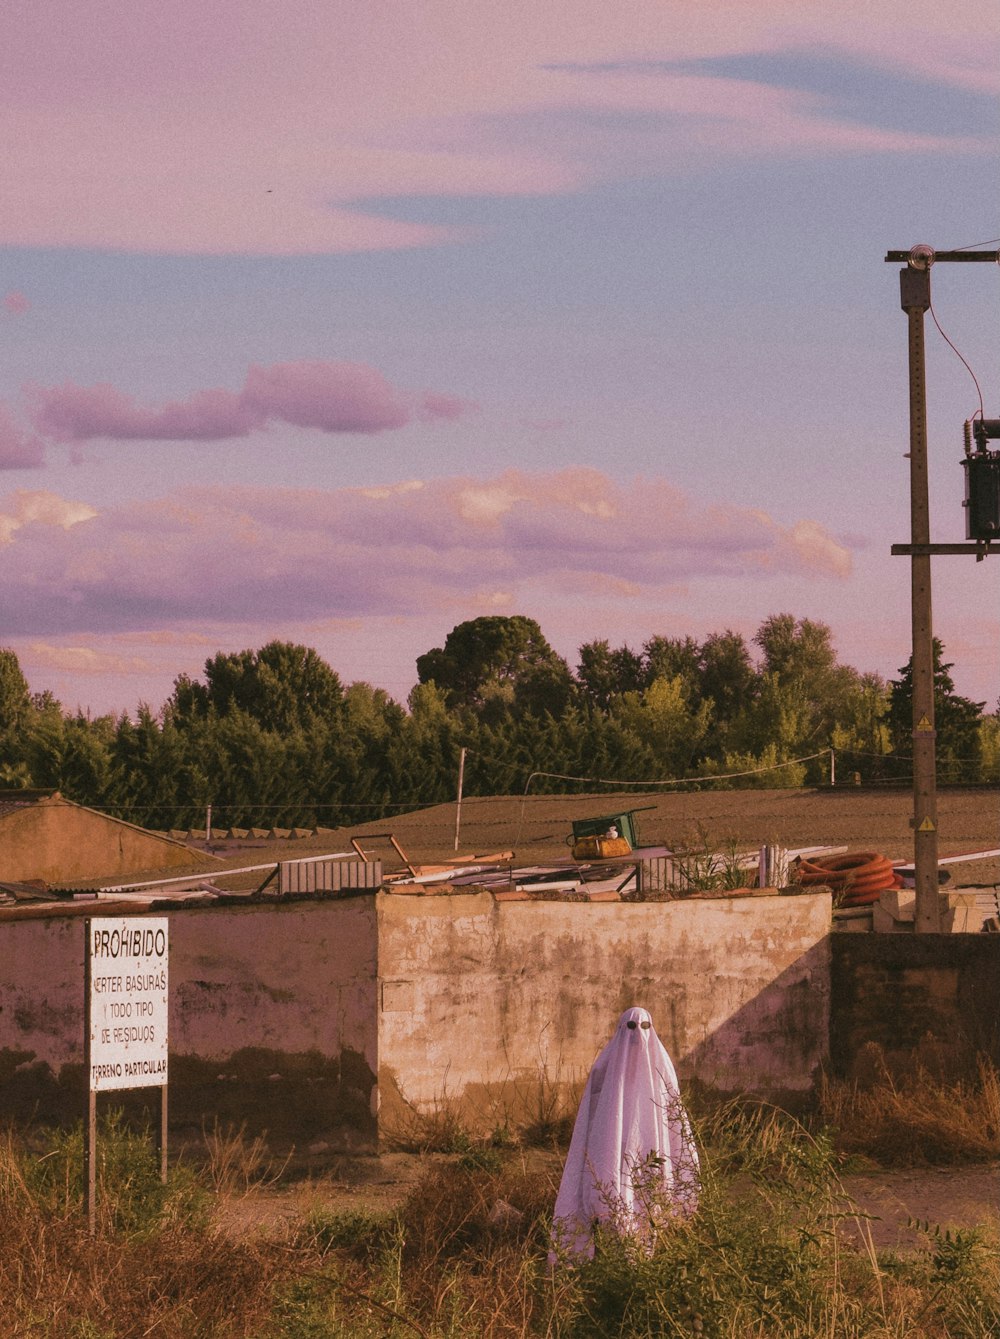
(24, 708), (115, 802)
(416, 616), (573, 721)
(698, 631), (756, 726)
(613, 675), (712, 778)
(0, 649), (34, 785)
(747, 614), (862, 772)
(108, 706), (208, 829)
(979, 711), (1000, 783)
(641, 635), (701, 701)
(575, 640), (646, 710)
(167, 641), (343, 735)
(888, 640), (985, 782)
(830, 672), (892, 777)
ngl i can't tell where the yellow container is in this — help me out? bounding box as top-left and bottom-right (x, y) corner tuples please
(571, 835), (632, 861)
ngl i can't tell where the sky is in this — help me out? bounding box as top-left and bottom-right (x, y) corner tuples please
(1, 0), (999, 718)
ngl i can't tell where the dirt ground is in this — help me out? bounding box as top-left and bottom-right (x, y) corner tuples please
(330, 784), (1000, 888)
(215, 1149), (999, 1254)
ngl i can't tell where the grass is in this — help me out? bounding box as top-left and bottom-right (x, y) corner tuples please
(0, 1116), (285, 1337)
(2, 1091), (999, 1338)
(819, 1044), (1000, 1166)
(669, 826), (751, 894)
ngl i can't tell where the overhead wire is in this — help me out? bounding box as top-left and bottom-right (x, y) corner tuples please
(927, 295), (985, 422)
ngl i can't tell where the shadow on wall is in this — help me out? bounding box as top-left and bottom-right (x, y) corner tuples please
(0, 1046), (377, 1155)
(678, 939), (832, 1113)
(829, 934), (1000, 1084)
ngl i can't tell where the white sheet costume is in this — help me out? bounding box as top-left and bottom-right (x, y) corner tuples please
(551, 1006), (699, 1258)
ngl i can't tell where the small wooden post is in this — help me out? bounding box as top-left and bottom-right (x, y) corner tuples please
(454, 747), (467, 852)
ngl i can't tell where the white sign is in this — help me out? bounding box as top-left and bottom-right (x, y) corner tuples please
(88, 918), (168, 1092)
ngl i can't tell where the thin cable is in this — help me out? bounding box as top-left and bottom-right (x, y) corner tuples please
(523, 750), (832, 789)
(927, 295), (985, 421)
(512, 750), (832, 847)
(952, 237), (1000, 251)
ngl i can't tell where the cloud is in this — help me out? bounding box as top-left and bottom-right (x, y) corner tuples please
(0, 404), (45, 469)
(1, 3), (992, 254)
(240, 361), (409, 433)
(28, 362), (476, 443)
(0, 468), (852, 636)
(633, 49), (1000, 138)
(0, 489), (97, 543)
(25, 643), (152, 676)
(3, 292), (29, 315)
(30, 383), (256, 443)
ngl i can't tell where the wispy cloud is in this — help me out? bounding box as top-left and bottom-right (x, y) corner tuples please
(26, 643), (152, 676)
(550, 48), (998, 138)
(28, 361), (476, 443)
(2, 3), (991, 255)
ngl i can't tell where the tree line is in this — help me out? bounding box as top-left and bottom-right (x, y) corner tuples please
(0, 614), (996, 831)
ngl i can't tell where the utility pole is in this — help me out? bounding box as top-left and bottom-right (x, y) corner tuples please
(898, 256), (939, 931)
(886, 245), (999, 931)
(454, 746), (467, 852)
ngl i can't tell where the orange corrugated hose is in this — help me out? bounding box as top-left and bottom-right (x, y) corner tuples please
(795, 851), (902, 907)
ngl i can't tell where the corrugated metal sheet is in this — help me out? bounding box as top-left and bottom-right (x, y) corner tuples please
(278, 858), (383, 895)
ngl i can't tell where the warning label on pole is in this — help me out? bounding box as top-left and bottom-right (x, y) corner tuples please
(87, 918), (168, 1092)
(917, 816), (936, 832)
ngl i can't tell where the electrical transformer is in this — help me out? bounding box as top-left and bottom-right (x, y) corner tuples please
(963, 419), (1000, 542)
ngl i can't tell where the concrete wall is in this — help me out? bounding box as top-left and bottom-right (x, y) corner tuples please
(829, 933), (1000, 1082)
(1, 890), (832, 1151)
(375, 890), (832, 1132)
(0, 900), (379, 1150)
(0, 796), (217, 883)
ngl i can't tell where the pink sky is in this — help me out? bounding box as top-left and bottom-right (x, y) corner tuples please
(1, 0), (997, 715)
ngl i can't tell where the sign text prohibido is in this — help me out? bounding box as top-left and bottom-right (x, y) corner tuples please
(83, 917), (169, 1230)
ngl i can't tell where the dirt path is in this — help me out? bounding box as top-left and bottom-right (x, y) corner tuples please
(214, 1151), (1000, 1254)
(838, 1162), (1000, 1249)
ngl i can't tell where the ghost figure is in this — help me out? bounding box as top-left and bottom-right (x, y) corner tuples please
(551, 1006), (699, 1259)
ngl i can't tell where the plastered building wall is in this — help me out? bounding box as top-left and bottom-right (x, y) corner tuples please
(1, 889), (831, 1149)
(0, 900), (379, 1149)
(375, 890), (832, 1133)
(0, 796), (217, 884)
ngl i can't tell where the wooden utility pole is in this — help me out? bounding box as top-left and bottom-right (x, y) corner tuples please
(886, 245), (999, 931)
(898, 259), (940, 931)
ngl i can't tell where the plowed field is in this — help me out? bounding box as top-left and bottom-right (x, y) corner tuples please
(340, 785), (1000, 885)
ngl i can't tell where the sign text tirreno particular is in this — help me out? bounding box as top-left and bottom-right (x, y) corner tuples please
(88, 918), (168, 1092)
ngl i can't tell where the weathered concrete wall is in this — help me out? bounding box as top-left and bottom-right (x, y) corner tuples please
(2, 891), (833, 1151)
(830, 933), (1000, 1082)
(0, 901), (379, 1150)
(0, 796), (217, 883)
(375, 890), (832, 1133)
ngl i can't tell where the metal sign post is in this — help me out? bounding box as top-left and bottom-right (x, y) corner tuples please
(84, 917), (169, 1232)
(886, 246), (999, 932)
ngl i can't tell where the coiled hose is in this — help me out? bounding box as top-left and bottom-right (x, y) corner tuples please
(794, 851), (901, 907)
